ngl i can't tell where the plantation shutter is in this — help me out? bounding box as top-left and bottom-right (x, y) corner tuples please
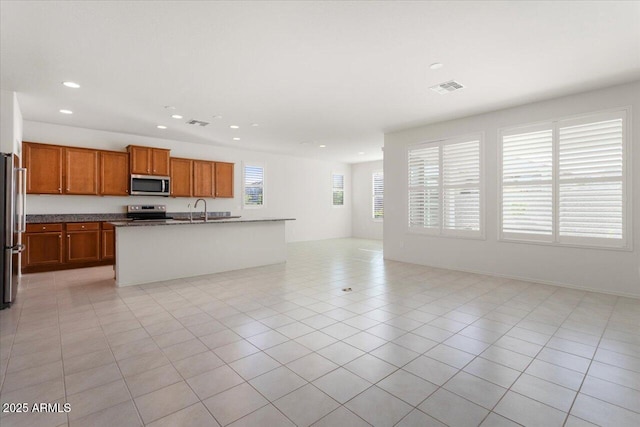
(501, 126), (553, 239)
(443, 140), (480, 233)
(332, 174), (344, 206)
(558, 113), (625, 244)
(244, 165), (264, 206)
(372, 171), (384, 219)
(408, 145), (440, 230)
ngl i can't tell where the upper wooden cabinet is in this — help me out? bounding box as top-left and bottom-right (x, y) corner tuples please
(193, 160), (215, 198)
(128, 146), (170, 176)
(100, 151), (129, 196)
(215, 162), (234, 198)
(24, 142), (63, 194)
(65, 148), (99, 195)
(170, 158), (193, 197)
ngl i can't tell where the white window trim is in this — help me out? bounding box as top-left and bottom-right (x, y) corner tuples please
(372, 169), (383, 222)
(497, 106), (632, 251)
(407, 133), (485, 239)
(332, 172), (345, 207)
(242, 162), (265, 209)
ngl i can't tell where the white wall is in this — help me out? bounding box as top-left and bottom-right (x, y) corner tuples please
(384, 81), (640, 297)
(352, 160), (383, 240)
(23, 121), (352, 242)
(0, 91), (23, 157)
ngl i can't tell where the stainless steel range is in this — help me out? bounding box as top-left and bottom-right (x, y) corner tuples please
(126, 205), (172, 221)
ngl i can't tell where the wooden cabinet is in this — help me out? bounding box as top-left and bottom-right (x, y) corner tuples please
(100, 151), (129, 196)
(215, 162), (234, 198)
(66, 222), (100, 263)
(23, 223), (63, 268)
(170, 158), (193, 197)
(24, 142), (63, 194)
(23, 222), (115, 272)
(65, 148), (99, 195)
(193, 161), (215, 198)
(101, 223), (115, 260)
(128, 146), (170, 176)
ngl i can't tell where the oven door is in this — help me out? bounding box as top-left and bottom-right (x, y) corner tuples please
(130, 175), (170, 196)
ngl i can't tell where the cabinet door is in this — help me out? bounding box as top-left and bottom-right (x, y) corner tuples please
(65, 148), (99, 195)
(24, 232), (63, 267)
(67, 231), (100, 263)
(152, 149), (170, 176)
(170, 158), (193, 197)
(193, 161), (215, 197)
(215, 162), (234, 198)
(100, 151), (129, 196)
(24, 143), (63, 194)
(101, 229), (115, 260)
(129, 146), (152, 175)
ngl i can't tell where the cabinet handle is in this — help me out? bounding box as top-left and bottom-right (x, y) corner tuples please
(66, 188), (70, 191)
(43, 227), (46, 230)
(81, 226), (85, 229)
(58, 188), (61, 193)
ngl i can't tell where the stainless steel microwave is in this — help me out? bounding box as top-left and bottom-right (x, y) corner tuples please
(130, 174), (170, 196)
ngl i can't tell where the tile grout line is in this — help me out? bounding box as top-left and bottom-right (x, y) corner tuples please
(561, 294), (619, 427)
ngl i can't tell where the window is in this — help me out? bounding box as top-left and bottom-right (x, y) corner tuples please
(243, 164), (264, 207)
(372, 171), (384, 220)
(332, 174), (344, 206)
(408, 135), (482, 237)
(500, 109), (628, 249)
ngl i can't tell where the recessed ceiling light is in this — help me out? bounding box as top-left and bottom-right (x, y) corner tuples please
(358, 152), (365, 155)
(62, 81), (80, 88)
(250, 123), (259, 127)
(319, 145), (326, 148)
(230, 125), (239, 129)
(430, 62), (443, 70)
(171, 114), (183, 119)
(164, 106), (176, 110)
(233, 137), (241, 141)
(157, 125), (167, 129)
(59, 109), (73, 114)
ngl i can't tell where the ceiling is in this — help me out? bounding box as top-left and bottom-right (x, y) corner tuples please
(1, 1), (639, 163)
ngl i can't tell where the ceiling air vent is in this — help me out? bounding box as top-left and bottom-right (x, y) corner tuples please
(186, 119), (210, 127)
(430, 80), (465, 94)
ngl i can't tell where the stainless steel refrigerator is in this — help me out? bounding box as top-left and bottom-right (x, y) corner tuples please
(1, 153), (26, 309)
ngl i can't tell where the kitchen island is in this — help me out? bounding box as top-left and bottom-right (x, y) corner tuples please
(111, 218), (295, 286)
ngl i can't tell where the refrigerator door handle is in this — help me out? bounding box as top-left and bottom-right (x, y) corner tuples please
(17, 168), (26, 233)
(10, 244), (25, 253)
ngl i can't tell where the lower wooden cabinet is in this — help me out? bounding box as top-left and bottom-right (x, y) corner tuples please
(101, 223), (115, 260)
(23, 222), (115, 272)
(24, 225), (64, 267)
(66, 223), (100, 263)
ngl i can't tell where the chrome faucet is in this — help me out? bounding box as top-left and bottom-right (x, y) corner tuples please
(194, 198), (207, 222)
(188, 203), (193, 223)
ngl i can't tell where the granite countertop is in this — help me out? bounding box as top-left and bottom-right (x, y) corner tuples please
(110, 217), (296, 227)
(26, 212), (233, 224)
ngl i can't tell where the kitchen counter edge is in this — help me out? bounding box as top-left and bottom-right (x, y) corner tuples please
(109, 218), (296, 227)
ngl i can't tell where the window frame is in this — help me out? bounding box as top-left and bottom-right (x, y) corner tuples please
(242, 162), (265, 209)
(497, 107), (632, 251)
(407, 133), (485, 239)
(332, 173), (345, 207)
(372, 170), (383, 221)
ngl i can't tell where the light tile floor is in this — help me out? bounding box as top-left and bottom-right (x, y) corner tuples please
(0, 238), (639, 426)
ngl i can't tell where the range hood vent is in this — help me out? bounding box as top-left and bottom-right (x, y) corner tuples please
(186, 119), (210, 127)
(430, 80), (465, 94)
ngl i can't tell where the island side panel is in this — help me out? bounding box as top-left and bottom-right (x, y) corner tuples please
(115, 221), (286, 286)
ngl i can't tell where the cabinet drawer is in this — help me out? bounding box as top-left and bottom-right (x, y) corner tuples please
(101, 222), (115, 231)
(67, 222), (100, 231)
(26, 223), (63, 233)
